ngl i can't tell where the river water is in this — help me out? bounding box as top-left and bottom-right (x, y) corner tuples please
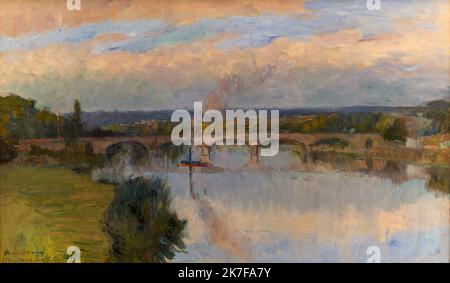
(96, 144), (449, 262)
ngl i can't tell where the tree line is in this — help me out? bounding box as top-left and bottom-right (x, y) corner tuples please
(0, 94), (84, 162)
(279, 113), (409, 142)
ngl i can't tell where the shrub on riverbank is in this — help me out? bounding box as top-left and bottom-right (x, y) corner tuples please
(103, 176), (187, 262)
(0, 138), (17, 163)
(28, 143), (105, 172)
(382, 118), (407, 143)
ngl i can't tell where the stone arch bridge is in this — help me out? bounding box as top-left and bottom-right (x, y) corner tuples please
(17, 136), (172, 154)
(18, 133), (387, 155)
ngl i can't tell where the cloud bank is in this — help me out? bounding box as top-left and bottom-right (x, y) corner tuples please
(0, 0), (448, 111)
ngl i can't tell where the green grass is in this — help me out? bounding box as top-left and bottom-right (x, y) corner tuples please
(0, 165), (114, 262)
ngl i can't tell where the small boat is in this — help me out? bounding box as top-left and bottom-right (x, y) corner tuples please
(176, 146), (209, 167)
(177, 160), (209, 168)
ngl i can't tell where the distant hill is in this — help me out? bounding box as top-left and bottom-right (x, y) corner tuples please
(81, 99), (449, 129)
(81, 110), (174, 130)
(422, 99), (450, 110)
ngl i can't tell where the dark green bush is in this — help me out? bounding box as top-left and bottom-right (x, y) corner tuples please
(0, 138), (17, 163)
(383, 118), (407, 143)
(103, 176), (187, 262)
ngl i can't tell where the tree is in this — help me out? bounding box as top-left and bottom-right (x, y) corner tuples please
(62, 100), (84, 144)
(365, 138), (373, 149)
(73, 99), (83, 137)
(383, 118), (407, 143)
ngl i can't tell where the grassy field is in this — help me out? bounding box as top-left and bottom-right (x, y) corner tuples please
(0, 165), (114, 262)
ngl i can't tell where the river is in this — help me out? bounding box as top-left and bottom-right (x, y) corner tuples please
(95, 144), (449, 262)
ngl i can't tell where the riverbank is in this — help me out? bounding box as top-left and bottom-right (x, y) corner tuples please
(0, 165), (114, 262)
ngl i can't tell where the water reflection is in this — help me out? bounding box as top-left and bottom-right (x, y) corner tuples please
(155, 142), (188, 167)
(426, 166), (450, 196)
(97, 144), (449, 262)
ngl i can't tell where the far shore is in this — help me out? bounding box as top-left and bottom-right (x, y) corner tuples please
(15, 133), (449, 166)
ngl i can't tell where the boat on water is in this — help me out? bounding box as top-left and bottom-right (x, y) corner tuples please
(177, 160), (209, 168)
(177, 146), (210, 168)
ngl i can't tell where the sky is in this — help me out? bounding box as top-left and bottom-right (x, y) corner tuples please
(0, 0), (448, 112)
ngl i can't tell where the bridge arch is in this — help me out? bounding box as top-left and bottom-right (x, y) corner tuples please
(105, 141), (149, 162)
